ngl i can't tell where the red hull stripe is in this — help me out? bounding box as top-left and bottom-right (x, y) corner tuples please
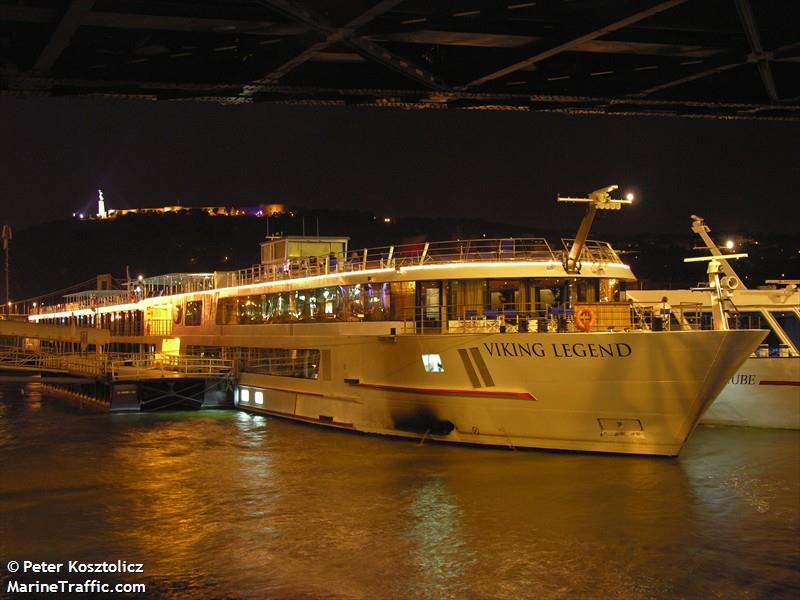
(759, 380), (800, 387)
(354, 382), (536, 401)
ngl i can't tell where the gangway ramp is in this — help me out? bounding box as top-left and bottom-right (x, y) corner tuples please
(0, 343), (234, 412)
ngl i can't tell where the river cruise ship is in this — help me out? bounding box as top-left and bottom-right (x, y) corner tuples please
(627, 216), (799, 430)
(28, 193), (766, 456)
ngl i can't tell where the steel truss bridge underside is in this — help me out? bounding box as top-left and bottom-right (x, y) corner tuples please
(1, 0), (798, 120)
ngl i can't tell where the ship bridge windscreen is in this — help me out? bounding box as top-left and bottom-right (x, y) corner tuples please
(260, 237), (349, 265)
(287, 240), (346, 259)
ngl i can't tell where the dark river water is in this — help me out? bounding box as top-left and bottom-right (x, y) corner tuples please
(1, 383), (798, 599)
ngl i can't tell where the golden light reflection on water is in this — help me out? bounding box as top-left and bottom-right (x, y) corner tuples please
(407, 478), (473, 599)
(1, 386), (798, 599)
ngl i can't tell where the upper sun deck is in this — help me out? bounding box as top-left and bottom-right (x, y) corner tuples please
(214, 236), (629, 290)
(32, 236), (632, 316)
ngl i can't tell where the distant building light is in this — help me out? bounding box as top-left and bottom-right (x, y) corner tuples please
(383, 217), (392, 223)
(725, 240), (735, 249)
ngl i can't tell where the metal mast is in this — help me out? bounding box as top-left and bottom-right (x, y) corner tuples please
(558, 185), (633, 274)
(690, 215), (747, 289)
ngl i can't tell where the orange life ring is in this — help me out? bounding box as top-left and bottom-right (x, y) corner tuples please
(575, 307), (596, 332)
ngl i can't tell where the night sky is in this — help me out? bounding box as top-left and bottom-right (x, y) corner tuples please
(1, 96), (798, 236)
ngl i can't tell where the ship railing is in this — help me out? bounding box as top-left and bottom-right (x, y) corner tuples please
(0, 345), (55, 371)
(396, 301), (645, 334)
(560, 239), (624, 266)
(109, 355), (234, 380)
(0, 345), (107, 377)
(218, 238), (564, 288)
(0, 345), (234, 379)
(144, 319), (173, 337)
(239, 358), (320, 379)
(31, 294), (131, 315)
(138, 274), (215, 297)
(32, 278), (216, 317)
(629, 301), (710, 332)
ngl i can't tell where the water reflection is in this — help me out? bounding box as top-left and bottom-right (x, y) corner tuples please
(1, 386), (798, 599)
(405, 478), (472, 599)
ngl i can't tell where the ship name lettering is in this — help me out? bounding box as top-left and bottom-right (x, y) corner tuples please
(483, 342), (545, 358)
(482, 342), (631, 359)
(552, 342), (631, 358)
(730, 374), (756, 385)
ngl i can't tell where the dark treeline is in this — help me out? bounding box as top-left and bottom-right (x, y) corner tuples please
(7, 209), (798, 301)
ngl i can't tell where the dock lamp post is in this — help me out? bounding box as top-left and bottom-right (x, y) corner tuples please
(2, 224), (11, 310)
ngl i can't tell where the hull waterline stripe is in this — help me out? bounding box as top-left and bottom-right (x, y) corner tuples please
(469, 347), (495, 387)
(353, 382), (536, 401)
(244, 406), (355, 428)
(759, 380), (800, 386)
(457, 348), (482, 388)
(240, 384), (325, 397)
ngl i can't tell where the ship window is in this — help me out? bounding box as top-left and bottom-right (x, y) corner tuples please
(185, 300), (202, 326)
(236, 347), (321, 379)
(773, 312), (800, 349)
(421, 353), (444, 373)
(214, 283), (390, 325)
(576, 279), (599, 303)
(390, 281), (416, 321)
(488, 279), (520, 312)
(240, 388), (250, 403)
(254, 391), (264, 405)
(238, 295), (264, 324)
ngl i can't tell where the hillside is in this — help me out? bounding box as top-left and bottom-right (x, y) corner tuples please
(7, 209), (798, 302)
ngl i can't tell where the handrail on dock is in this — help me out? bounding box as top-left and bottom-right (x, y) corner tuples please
(0, 345), (233, 381)
(109, 355), (234, 381)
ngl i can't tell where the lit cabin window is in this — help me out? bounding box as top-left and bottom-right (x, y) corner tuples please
(185, 300), (203, 326)
(254, 391), (264, 405)
(240, 388), (250, 403)
(421, 354), (444, 373)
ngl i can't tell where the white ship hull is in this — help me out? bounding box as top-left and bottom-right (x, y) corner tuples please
(627, 287), (799, 430)
(701, 357), (800, 429)
(27, 231), (770, 455)
(235, 329), (764, 456)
